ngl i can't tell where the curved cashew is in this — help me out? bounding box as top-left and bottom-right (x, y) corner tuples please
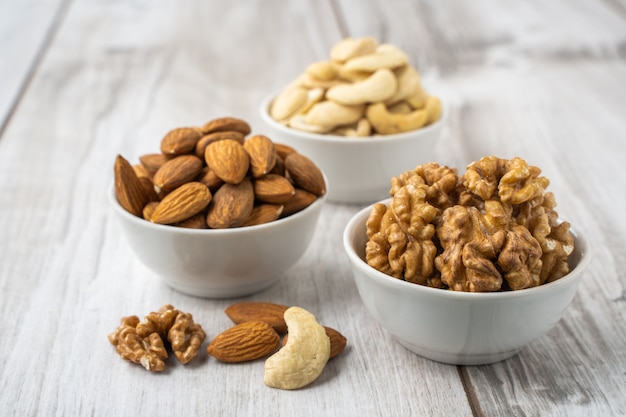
(366, 102), (428, 134)
(306, 61), (337, 81)
(326, 68), (398, 106)
(384, 65), (422, 106)
(424, 96), (443, 124)
(343, 44), (408, 72)
(305, 100), (365, 129)
(264, 307), (330, 390)
(330, 36), (379, 62)
(270, 86), (308, 121)
(288, 114), (332, 134)
(406, 85), (428, 109)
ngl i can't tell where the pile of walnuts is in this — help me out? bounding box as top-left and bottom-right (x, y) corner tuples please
(365, 156), (575, 292)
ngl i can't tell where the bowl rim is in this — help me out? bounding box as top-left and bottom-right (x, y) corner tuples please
(343, 199), (592, 301)
(109, 181), (327, 236)
(259, 92), (447, 144)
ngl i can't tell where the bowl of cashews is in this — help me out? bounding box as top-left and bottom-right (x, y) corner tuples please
(260, 37), (446, 204)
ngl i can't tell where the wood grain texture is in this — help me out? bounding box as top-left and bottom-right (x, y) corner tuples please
(0, 0), (625, 416)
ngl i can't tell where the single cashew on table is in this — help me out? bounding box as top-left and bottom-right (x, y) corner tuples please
(108, 304), (206, 371)
(269, 36), (442, 136)
(366, 156), (575, 292)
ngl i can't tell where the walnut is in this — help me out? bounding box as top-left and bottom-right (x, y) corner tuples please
(365, 156), (575, 292)
(108, 305), (206, 371)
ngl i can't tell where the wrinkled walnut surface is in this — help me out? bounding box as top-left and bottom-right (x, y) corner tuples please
(108, 304), (206, 371)
(365, 156), (575, 292)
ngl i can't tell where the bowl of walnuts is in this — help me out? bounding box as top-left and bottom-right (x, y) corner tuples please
(110, 117), (326, 298)
(343, 156), (591, 365)
(260, 37), (445, 204)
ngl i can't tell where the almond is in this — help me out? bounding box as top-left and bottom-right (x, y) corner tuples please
(160, 127), (202, 156)
(138, 177), (160, 202)
(201, 117), (251, 136)
(139, 153), (169, 175)
(206, 179), (254, 228)
(176, 212), (208, 229)
(133, 164), (152, 179)
(284, 153), (326, 196)
(244, 135), (277, 178)
(281, 189), (318, 217)
(253, 174), (295, 204)
(204, 139), (250, 184)
(242, 204), (284, 227)
(282, 326), (347, 359)
(142, 201), (159, 221)
(153, 155), (203, 193)
(196, 166), (224, 192)
(207, 321), (280, 363)
(274, 142), (297, 159)
(151, 182), (212, 225)
(195, 131), (245, 159)
(225, 301), (289, 334)
(114, 155), (149, 217)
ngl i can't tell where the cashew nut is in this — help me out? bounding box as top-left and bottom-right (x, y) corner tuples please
(270, 86), (308, 121)
(305, 60), (337, 81)
(343, 43), (408, 72)
(264, 307), (330, 390)
(288, 114), (332, 134)
(305, 100), (365, 129)
(331, 118), (372, 137)
(326, 68), (398, 106)
(330, 36), (379, 62)
(384, 64), (422, 106)
(424, 96), (443, 124)
(366, 102), (428, 134)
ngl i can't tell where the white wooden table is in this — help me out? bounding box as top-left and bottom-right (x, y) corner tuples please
(1, 1), (625, 416)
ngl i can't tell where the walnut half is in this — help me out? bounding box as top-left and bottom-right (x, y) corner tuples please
(108, 305), (206, 371)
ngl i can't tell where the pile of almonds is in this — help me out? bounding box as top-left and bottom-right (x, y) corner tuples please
(114, 117), (326, 228)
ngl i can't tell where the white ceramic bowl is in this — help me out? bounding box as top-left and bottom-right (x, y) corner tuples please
(259, 95), (446, 204)
(109, 184), (326, 298)
(343, 200), (592, 365)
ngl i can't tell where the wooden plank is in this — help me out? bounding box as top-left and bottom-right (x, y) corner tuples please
(0, 0), (67, 130)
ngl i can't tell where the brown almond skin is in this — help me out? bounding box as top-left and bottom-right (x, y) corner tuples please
(244, 135), (277, 178)
(241, 204), (284, 227)
(253, 174), (295, 204)
(139, 153), (169, 175)
(196, 166), (224, 192)
(114, 155), (149, 217)
(151, 182), (212, 225)
(205, 139), (250, 185)
(206, 179), (254, 228)
(195, 131), (245, 159)
(153, 154), (204, 193)
(207, 321), (280, 363)
(282, 326), (347, 359)
(225, 301), (289, 334)
(274, 142), (297, 159)
(284, 153), (326, 196)
(281, 189), (318, 217)
(176, 212), (208, 229)
(160, 127), (202, 156)
(201, 117), (251, 136)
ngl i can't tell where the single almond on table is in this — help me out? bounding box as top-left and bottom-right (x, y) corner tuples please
(284, 153), (326, 196)
(244, 135), (277, 178)
(225, 301), (289, 334)
(153, 154), (204, 193)
(151, 182), (212, 225)
(281, 189), (318, 217)
(253, 174), (295, 204)
(205, 178), (254, 228)
(242, 204), (284, 227)
(204, 139), (250, 185)
(160, 127), (202, 156)
(195, 131), (246, 159)
(114, 155), (149, 217)
(282, 326), (347, 359)
(201, 117), (251, 136)
(207, 321), (280, 363)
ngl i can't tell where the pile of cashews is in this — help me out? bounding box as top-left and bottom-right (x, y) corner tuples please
(269, 37), (442, 136)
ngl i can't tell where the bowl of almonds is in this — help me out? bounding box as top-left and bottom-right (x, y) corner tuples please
(110, 117), (327, 298)
(260, 37), (445, 204)
(343, 157), (591, 365)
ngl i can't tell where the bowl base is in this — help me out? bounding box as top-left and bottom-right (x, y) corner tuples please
(396, 338), (521, 366)
(160, 276), (283, 299)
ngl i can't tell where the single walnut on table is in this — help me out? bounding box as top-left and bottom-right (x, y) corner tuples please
(108, 304), (206, 371)
(366, 156), (575, 292)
